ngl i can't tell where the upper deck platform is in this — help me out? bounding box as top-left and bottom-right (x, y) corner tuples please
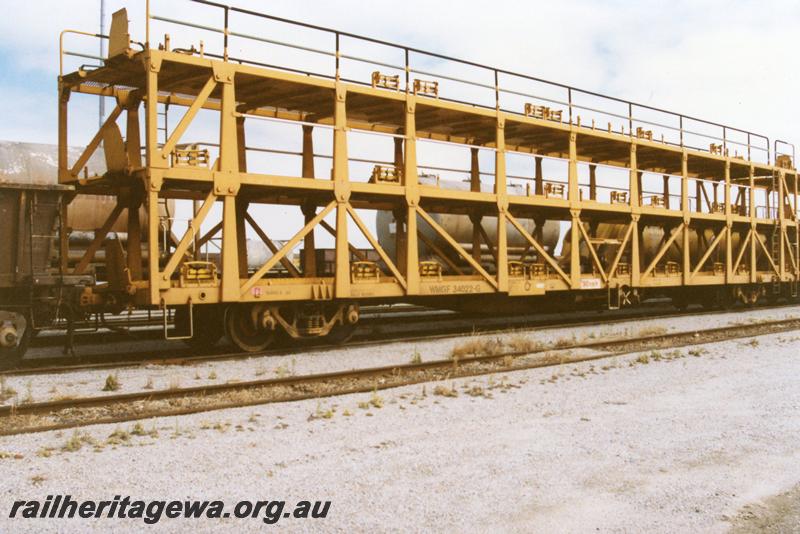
(59, 0), (795, 186)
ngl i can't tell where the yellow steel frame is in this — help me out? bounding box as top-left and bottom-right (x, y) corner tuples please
(56, 6), (799, 310)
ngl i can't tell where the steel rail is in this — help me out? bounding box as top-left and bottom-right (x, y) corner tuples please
(3, 301), (798, 377)
(2, 316), (799, 436)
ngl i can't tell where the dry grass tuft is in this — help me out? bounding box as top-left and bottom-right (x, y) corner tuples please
(102, 374), (121, 392)
(638, 326), (667, 337)
(62, 431), (95, 452)
(450, 336), (504, 360)
(433, 384), (458, 397)
(0, 377), (17, 401)
(369, 389), (384, 409)
(507, 335), (541, 353)
(106, 428), (131, 445)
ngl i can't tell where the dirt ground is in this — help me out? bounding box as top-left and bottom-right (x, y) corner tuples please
(0, 329), (799, 532)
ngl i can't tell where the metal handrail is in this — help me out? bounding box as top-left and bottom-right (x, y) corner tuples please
(59, 29), (108, 76)
(139, 0), (777, 164)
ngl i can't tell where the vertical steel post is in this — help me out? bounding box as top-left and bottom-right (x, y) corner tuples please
(393, 137), (406, 274)
(99, 0), (106, 129)
(629, 143), (640, 287)
(749, 165), (757, 282)
(219, 77), (241, 301)
(470, 147), (481, 263)
(404, 97), (419, 294)
(534, 156), (543, 196)
(681, 153), (690, 285)
(568, 132), (580, 288)
(495, 117), (508, 292)
(333, 84), (350, 297)
(724, 161), (732, 282)
(301, 125), (317, 277)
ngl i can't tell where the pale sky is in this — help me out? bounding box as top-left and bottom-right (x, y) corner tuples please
(1, 0), (798, 245)
(2, 0), (799, 144)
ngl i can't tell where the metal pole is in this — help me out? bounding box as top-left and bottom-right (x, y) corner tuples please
(99, 0), (106, 129)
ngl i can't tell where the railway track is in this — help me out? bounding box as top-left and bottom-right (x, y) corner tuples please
(2, 315), (799, 436)
(7, 301), (796, 377)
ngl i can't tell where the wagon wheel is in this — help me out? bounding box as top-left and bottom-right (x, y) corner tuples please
(225, 304), (277, 353)
(0, 313), (31, 371)
(175, 305), (225, 351)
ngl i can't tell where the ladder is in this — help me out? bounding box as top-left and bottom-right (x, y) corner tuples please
(157, 102), (170, 146)
(768, 172), (780, 294)
(769, 225), (781, 294)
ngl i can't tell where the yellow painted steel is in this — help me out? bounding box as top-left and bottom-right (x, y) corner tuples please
(56, 3), (799, 313)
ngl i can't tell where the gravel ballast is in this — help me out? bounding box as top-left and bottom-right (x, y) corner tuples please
(0, 328), (799, 532)
(3, 305), (799, 406)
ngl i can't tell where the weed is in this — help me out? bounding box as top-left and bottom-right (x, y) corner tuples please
(635, 354), (650, 365)
(410, 349), (422, 364)
(62, 431), (94, 452)
(688, 348), (708, 357)
(0, 377), (17, 401)
(102, 374), (121, 392)
(274, 365), (291, 378)
(450, 336), (504, 360)
(36, 447), (55, 458)
(357, 401), (370, 410)
(466, 385), (485, 397)
(369, 389), (384, 409)
(142, 377), (154, 390)
(552, 336), (571, 349)
(23, 381), (34, 403)
(194, 370), (202, 380)
(30, 475), (46, 486)
(130, 422), (147, 436)
(433, 384), (458, 397)
(342, 409), (352, 416)
(309, 402), (334, 420)
(208, 370), (217, 380)
(507, 336), (541, 353)
(168, 377), (181, 390)
(107, 428), (131, 445)
(638, 326), (667, 337)
(745, 338), (760, 348)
